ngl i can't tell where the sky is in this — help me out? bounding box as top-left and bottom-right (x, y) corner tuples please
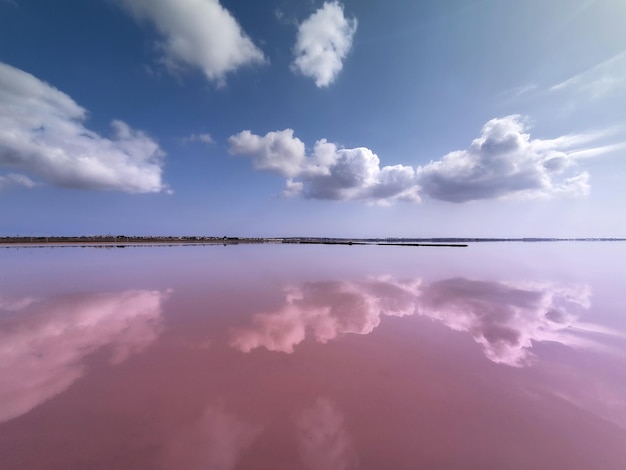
(1, 0), (625, 238)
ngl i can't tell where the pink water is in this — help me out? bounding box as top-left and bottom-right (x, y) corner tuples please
(1, 243), (625, 469)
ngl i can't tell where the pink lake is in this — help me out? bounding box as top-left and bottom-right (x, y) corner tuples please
(1, 243), (626, 469)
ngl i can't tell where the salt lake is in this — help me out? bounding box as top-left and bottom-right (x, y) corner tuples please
(1, 242), (625, 469)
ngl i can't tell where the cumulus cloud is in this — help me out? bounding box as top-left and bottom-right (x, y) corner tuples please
(417, 115), (592, 202)
(229, 129), (307, 178)
(230, 278), (420, 353)
(116, 0), (265, 85)
(0, 289), (169, 423)
(166, 405), (261, 470)
(297, 398), (357, 470)
(229, 116), (605, 204)
(0, 62), (167, 192)
(228, 130), (420, 204)
(292, 2), (357, 87)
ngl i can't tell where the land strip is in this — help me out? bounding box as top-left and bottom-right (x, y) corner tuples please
(2, 235), (625, 248)
(0, 236), (468, 248)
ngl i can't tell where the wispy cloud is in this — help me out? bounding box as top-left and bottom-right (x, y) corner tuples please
(296, 398), (357, 470)
(166, 405), (261, 470)
(567, 142), (626, 159)
(0, 295), (37, 311)
(497, 83), (538, 103)
(116, 0), (266, 86)
(229, 115), (612, 204)
(0, 62), (168, 193)
(550, 50), (626, 99)
(292, 2), (357, 87)
(180, 133), (214, 145)
(0, 172), (36, 190)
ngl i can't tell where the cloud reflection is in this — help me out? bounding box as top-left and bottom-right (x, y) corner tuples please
(297, 398), (357, 470)
(0, 289), (170, 423)
(230, 276), (614, 367)
(230, 278), (419, 353)
(166, 405), (262, 470)
(418, 278), (592, 366)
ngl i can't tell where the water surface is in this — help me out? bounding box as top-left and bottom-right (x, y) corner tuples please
(1, 243), (625, 469)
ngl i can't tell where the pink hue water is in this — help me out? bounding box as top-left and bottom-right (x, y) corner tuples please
(1, 243), (625, 469)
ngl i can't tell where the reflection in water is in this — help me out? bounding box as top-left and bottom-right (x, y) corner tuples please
(231, 277), (614, 366)
(418, 278), (594, 366)
(166, 405), (262, 470)
(230, 278), (419, 353)
(0, 295), (38, 311)
(2, 244), (626, 470)
(0, 290), (170, 423)
(297, 398), (357, 470)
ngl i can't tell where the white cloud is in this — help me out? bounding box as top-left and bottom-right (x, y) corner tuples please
(0, 172), (36, 190)
(0, 289), (169, 423)
(230, 116), (612, 204)
(551, 50), (626, 100)
(502, 83), (538, 101)
(283, 178), (304, 197)
(568, 141), (626, 159)
(274, 8), (298, 27)
(0, 62), (167, 193)
(292, 2), (357, 87)
(181, 132), (214, 145)
(117, 0), (265, 85)
(229, 129), (307, 178)
(416, 115), (592, 202)
(228, 130), (421, 204)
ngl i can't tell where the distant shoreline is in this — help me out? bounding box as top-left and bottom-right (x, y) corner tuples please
(0, 236), (467, 248)
(0, 236), (625, 248)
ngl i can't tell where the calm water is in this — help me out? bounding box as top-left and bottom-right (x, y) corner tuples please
(1, 243), (625, 469)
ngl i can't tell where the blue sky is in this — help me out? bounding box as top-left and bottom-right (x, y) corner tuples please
(1, 0), (625, 237)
